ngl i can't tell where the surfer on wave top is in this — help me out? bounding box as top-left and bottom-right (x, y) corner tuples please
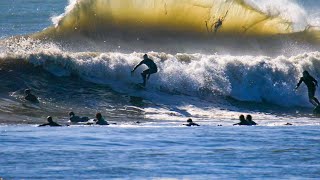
(131, 54), (158, 87)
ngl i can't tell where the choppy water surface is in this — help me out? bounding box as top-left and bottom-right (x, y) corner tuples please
(0, 125), (319, 179)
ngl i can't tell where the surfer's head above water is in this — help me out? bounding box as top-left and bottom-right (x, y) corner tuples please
(239, 115), (245, 122)
(96, 113), (102, 120)
(143, 54), (148, 59)
(69, 112), (75, 117)
(47, 116), (53, 123)
(24, 89), (31, 95)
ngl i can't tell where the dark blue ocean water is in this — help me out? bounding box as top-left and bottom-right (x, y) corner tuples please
(1, 125), (320, 179)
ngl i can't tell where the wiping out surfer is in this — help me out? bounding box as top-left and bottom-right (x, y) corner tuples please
(295, 70), (320, 107)
(131, 54), (158, 87)
(213, 11), (229, 33)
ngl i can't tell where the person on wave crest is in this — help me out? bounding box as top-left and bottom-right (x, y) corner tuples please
(131, 54), (158, 87)
(38, 116), (61, 127)
(295, 70), (320, 107)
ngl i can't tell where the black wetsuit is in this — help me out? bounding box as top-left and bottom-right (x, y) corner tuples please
(96, 118), (109, 125)
(39, 122), (61, 127)
(297, 76), (318, 98)
(25, 94), (38, 103)
(248, 120), (257, 125)
(140, 58), (158, 75)
(233, 120), (250, 126)
(214, 19), (223, 33)
(184, 122), (200, 126)
(70, 116), (89, 123)
(133, 58), (158, 86)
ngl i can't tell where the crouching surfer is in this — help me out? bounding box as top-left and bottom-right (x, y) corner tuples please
(131, 54), (158, 87)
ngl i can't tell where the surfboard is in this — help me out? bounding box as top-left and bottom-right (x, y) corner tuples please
(131, 83), (145, 90)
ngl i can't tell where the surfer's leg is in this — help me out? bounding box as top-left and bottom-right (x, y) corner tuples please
(141, 69), (150, 86)
(308, 87), (318, 106)
(309, 98), (318, 106)
(313, 97), (320, 106)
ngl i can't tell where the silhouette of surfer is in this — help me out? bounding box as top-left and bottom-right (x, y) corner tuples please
(69, 112), (89, 123)
(233, 115), (250, 126)
(213, 11), (229, 33)
(95, 113), (109, 125)
(295, 70), (320, 107)
(131, 54), (158, 87)
(246, 115), (257, 125)
(24, 89), (39, 103)
(183, 118), (200, 126)
(39, 116), (61, 127)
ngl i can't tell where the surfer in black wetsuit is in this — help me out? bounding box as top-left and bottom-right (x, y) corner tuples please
(39, 116), (61, 127)
(131, 54), (158, 87)
(233, 115), (250, 126)
(24, 89), (39, 103)
(214, 18), (223, 33)
(95, 113), (109, 125)
(183, 118), (200, 126)
(246, 115), (257, 125)
(69, 112), (89, 123)
(213, 11), (229, 33)
(295, 70), (320, 107)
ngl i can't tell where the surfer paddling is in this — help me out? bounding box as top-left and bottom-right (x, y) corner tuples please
(295, 70), (320, 107)
(38, 116), (61, 127)
(131, 54), (158, 87)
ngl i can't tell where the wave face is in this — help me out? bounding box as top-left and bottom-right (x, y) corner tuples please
(2, 38), (320, 108)
(29, 0), (320, 55)
(46, 0), (315, 35)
